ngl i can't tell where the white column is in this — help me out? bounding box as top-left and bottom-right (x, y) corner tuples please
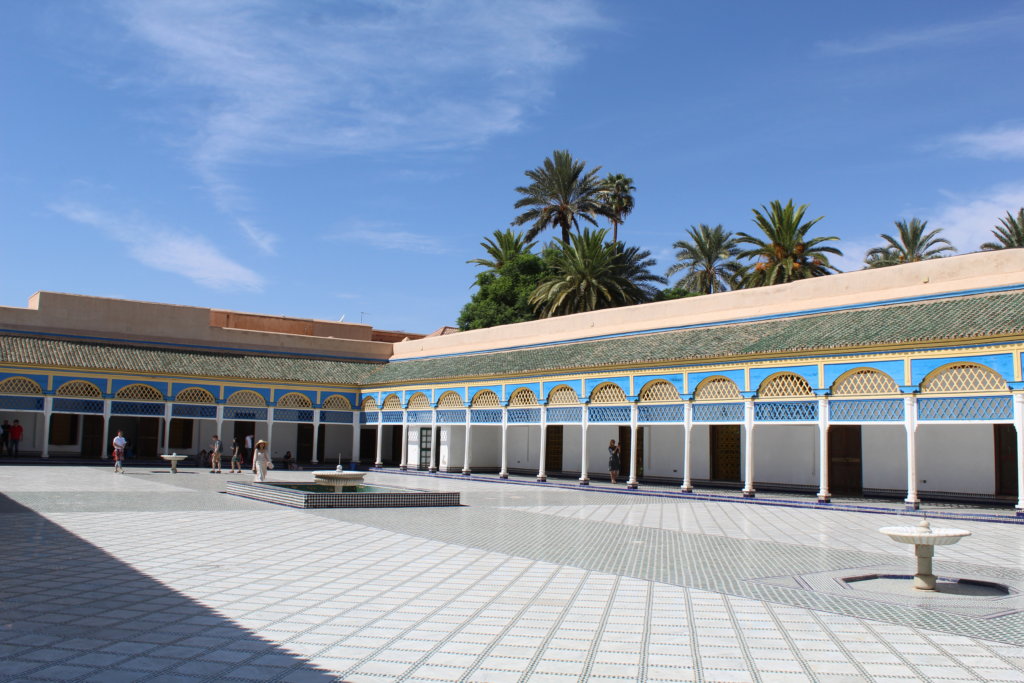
(817, 396), (830, 503)
(1014, 393), (1023, 515)
(100, 399), (111, 460)
(374, 418), (383, 468)
(161, 402), (172, 455)
(351, 412), (361, 465)
(216, 405), (225, 452)
(462, 406), (472, 475)
(537, 402), (548, 482)
(266, 407), (274, 461)
(399, 409), (409, 470)
(311, 410), (320, 464)
(627, 401), (640, 489)
(499, 404), (508, 479)
(742, 398), (756, 497)
(904, 394), (919, 509)
(429, 407), (438, 473)
(579, 402), (590, 485)
(681, 401), (693, 492)
(41, 396), (53, 459)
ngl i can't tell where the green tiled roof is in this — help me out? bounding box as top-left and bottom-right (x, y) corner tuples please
(3, 290), (1023, 387)
(0, 335), (381, 385)
(364, 290), (1024, 384)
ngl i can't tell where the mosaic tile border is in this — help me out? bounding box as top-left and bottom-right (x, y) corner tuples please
(225, 481), (460, 509)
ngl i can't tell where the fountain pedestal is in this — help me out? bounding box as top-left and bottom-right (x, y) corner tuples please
(313, 469), (366, 491)
(879, 519), (971, 591)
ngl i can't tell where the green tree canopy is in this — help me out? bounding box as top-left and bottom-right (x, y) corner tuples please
(737, 199), (842, 286)
(529, 228), (665, 318)
(512, 150), (607, 243)
(601, 172), (635, 243)
(665, 224), (743, 295)
(467, 229), (537, 274)
(864, 218), (955, 268)
(457, 252), (547, 330)
(981, 209), (1024, 250)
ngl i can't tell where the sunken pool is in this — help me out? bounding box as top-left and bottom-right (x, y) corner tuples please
(225, 481), (460, 509)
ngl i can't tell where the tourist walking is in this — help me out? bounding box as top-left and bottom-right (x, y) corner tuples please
(252, 439), (271, 482)
(0, 420), (10, 456)
(210, 435), (223, 473)
(9, 420), (23, 457)
(608, 439), (621, 484)
(229, 437), (243, 473)
(112, 430), (127, 474)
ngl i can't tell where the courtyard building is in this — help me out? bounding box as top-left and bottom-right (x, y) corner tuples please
(1, 250), (1022, 514)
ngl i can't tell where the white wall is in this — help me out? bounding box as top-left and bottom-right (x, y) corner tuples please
(468, 425), (502, 470)
(507, 425), (538, 472)
(644, 425), (684, 478)
(752, 425), (818, 487)
(861, 425), (906, 491)
(917, 424), (995, 495)
(690, 425), (712, 480)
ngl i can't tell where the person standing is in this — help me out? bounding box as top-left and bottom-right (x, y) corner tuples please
(0, 420), (10, 456)
(9, 420), (23, 457)
(112, 430), (127, 474)
(210, 435), (223, 473)
(244, 433), (254, 463)
(252, 439), (270, 482)
(229, 437), (243, 473)
(607, 439), (621, 484)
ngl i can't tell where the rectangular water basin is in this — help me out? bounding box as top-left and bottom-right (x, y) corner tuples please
(225, 481), (460, 509)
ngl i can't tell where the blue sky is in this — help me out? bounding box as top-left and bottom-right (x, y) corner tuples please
(3, 1), (1023, 334)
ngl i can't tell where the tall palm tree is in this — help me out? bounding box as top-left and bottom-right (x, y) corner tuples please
(467, 229), (536, 274)
(665, 224), (743, 295)
(530, 228), (665, 317)
(864, 218), (955, 268)
(601, 173), (635, 243)
(981, 209), (1024, 250)
(512, 150), (607, 244)
(737, 199), (842, 287)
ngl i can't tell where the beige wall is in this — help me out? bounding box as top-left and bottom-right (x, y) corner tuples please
(391, 250), (1024, 360)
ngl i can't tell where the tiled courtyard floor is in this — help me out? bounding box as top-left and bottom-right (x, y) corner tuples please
(1, 466), (1023, 682)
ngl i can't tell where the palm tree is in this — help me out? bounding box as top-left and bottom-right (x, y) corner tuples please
(530, 228), (666, 317)
(512, 150), (607, 244)
(736, 199), (842, 287)
(864, 218), (955, 268)
(665, 224), (743, 295)
(467, 229), (536, 274)
(981, 209), (1024, 250)
(601, 173), (635, 243)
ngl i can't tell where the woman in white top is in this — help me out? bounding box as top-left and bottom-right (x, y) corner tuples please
(252, 440), (271, 482)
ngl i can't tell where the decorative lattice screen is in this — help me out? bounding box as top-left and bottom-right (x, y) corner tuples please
(638, 380), (679, 403)
(547, 386), (579, 405)
(361, 397), (378, 411)
(276, 392), (312, 408)
(831, 369), (899, 396)
(508, 388), (538, 407)
(115, 384), (164, 401)
(590, 383), (627, 404)
(758, 373), (813, 398)
(175, 387), (215, 404)
(322, 394), (352, 410)
(471, 390), (500, 408)
(0, 377), (43, 395)
(407, 393), (431, 409)
(921, 363), (1008, 393)
(226, 390), (266, 406)
(437, 392), (464, 408)
(381, 395), (402, 410)
(693, 377), (741, 401)
(57, 380), (103, 398)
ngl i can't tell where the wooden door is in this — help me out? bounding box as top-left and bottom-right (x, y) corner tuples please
(390, 425), (403, 465)
(317, 424), (326, 462)
(418, 428), (432, 470)
(546, 425), (563, 472)
(296, 423), (313, 463)
(828, 425), (863, 496)
(137, 417), (161, 458)
(233, 421), (255, 451)
(81, 415), (104, 458)
(618, 426), (645, 477)
(710, 424), (740, 481)
(995, 424), (1018, 497)
(359, 428), (376, 463)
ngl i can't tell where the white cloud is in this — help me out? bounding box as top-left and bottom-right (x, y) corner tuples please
(927, 182), (1024, 252)
(332, 225), (448, 255)
(818, 14), (1021, 56)
(236, 218), (277, 254)
(938, 123), (1024, 160)
(52, 202), (264, 291)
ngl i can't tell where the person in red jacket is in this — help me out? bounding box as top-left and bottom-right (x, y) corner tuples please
(10, 420), (23, 457)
